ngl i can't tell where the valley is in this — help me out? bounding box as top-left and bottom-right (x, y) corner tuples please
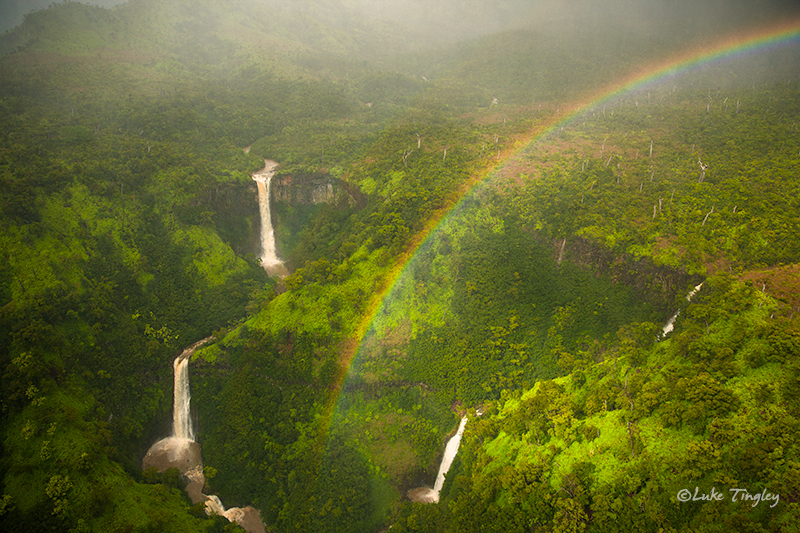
(1, 1), (800, 532)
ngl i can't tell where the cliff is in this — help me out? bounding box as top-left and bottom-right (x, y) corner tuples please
(271, 173), (365, 208)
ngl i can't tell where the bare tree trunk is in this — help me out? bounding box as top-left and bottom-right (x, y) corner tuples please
(702, 206), (714, 226)
(698, 158), (708, 183)
(402, 148), (413, 168)
(627, 421), (636, 458)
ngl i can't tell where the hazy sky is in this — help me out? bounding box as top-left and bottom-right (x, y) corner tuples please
(1, 0), (798, 47)
(0, 0), (128, 33)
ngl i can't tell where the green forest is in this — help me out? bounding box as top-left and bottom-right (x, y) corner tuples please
(1, 1), (800, 532)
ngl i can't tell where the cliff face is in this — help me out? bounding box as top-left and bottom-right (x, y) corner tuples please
(553, 236), (704, 313)
(271, 173), (365, 208)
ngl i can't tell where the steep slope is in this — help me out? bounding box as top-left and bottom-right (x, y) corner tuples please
(2, 1), (800, 532)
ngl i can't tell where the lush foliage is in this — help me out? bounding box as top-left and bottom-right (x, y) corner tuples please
(2, 1), (800, 532)
(392, 274), (800, 532)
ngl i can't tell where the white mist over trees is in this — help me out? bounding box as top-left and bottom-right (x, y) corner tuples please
(0, 0), (128, 33)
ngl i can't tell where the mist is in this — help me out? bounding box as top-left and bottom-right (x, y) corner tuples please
(4, 0), (798, 51)
(0, 0), (128, 33)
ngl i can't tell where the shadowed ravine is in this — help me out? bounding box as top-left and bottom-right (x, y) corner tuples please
(143, 339), (265, 533)
(405, 281), (703, 506)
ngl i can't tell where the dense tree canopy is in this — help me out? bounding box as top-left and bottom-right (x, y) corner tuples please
(1, 1), (799, 532)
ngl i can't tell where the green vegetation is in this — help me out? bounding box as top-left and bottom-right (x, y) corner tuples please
(1, 1), (799, 532)
(392, 274), (800, 532)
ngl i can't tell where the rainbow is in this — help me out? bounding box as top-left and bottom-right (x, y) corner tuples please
(331, 18), (800, 407)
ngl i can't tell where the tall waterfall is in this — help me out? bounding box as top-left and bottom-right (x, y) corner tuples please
(172, 353), (194, 441)
(252, 160), (286, 275)
(408, 417), (468, 504)
(432, 417), (468, 493)
(142, 338), (265, 533)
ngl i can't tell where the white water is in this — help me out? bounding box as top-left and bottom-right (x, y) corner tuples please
(662, 282), (704, 335)
(433, 417), (468, 493)
(252, 160), (283, 270)
(408, 417), (468, 504)
(173, 354), (194, 441)
(143, 338), (265, 533)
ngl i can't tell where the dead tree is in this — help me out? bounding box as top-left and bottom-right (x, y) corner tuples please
(698, 158), (708, 183)
(401, 148), (413, 168)
(702, 206), (715, 226)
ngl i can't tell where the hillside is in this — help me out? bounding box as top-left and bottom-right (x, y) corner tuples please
(1, 1), (800, 532)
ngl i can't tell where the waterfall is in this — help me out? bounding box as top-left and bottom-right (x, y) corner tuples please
(662, 282), (704, 335)
(172, 354), (194, 441)
(407, 417), (468, 504)
(170, 337), (210, 440)
(142, 338), (265, 533)
(252, 160), (286, 275)
(433, 417), (468, 493)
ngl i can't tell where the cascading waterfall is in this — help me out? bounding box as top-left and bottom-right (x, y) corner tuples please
(662, 282), (704, 335)
(252, 160), (286, 276)
(432, 417), (468, 494)
(142, 338), (265, 533)
(408, 417), (468, 504)
(404, 282), (701, 506)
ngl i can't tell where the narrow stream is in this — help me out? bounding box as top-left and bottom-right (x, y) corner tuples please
(662, 282), (703, 335)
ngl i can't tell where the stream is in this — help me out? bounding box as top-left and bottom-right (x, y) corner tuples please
(404, 282), (704, 505)
(662, 282), (704, 335)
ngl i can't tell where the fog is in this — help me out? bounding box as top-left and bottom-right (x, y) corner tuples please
(3, 0), (798, 48)
(0, 0), (128, 33)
